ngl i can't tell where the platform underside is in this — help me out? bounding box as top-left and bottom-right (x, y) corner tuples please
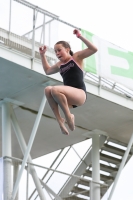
(0, 57), (133, 159)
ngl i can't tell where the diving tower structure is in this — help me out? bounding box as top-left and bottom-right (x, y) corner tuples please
(1, 1), (133, 200)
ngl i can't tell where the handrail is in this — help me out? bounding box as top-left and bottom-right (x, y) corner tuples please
(13, 0), (80, 30)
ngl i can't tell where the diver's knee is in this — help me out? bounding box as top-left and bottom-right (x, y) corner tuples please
(44, 86), (53, 96)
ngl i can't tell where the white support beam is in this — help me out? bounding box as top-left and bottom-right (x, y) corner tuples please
(26, 164), (30, 200)
(2, 102), (12, 200)
(10, 106), (46, 200)
(83, 129), (108, 200)
(11, 95), (47, 200)
(0, 158), (4, 200)
(91, 133), (100, 200)
(13, 162), (19, 200)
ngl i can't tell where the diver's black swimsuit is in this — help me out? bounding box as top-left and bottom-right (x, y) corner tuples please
(60, 57), (87, 108)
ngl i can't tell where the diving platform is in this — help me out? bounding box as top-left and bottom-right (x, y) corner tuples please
(0, 56), (133, 160)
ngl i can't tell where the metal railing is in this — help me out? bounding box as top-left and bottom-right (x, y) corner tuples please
(1, 26), (133, 101)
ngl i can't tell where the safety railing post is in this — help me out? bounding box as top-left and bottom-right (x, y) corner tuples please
(8, 0), (13, 39)
(31, 8), (36, 69)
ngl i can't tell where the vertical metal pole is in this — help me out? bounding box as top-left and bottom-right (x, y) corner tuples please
(98, 76), (101, 96)
(91, 134), (100, 200)
(89, 181), (92, 200)
(40, 14), (45, 45)
(11, 95), (47, 200)
(49, 21), (51, 47)
(10, 106), (46, 200)
(0, 158), (4, 200)
(43, 14), (45, 45)
(108, 132), (133, 200)
(2, 102), (12, 200)
(26, 164), (30, 200)
(13, 162), (19, 200)
(9, 0), (13, 37)
(31, 8), (36, 69)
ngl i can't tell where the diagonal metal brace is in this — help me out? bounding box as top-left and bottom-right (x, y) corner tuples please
(10, 106), (46, 200)
(11, 95), (47, 200)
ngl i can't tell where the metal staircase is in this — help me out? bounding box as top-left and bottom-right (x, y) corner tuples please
(60, 137), (133, 200)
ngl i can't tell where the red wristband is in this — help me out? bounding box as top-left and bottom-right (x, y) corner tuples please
(77, 33), (81, 38)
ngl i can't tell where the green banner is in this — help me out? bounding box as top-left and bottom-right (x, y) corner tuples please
(81, 29), (97, 74)
(108, 48), (133, 79)
(81, 28), (133, 90)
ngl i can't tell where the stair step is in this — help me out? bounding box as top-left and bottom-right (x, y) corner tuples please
(108, 138), (127, 149)
(71, 185), (108, 199)
(102, 143), (126, 156)
(63, 196), (87, 200)
(84, 170), (114, 182)
(106, 179), (114, 186)
(71, 186), (89, 197)
(100, 163), (118, 173)
(88, 163), (118, 174)
(77, 179), (90, 187)
(100, 153), (122, 165)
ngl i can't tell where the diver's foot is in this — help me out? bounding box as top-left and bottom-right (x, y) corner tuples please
(67, 114), (75, 131)
(59, 118), (69, 135)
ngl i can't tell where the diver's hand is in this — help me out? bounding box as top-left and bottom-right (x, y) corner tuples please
(73, 29), (81, 38)
(39, 45), (47, 55)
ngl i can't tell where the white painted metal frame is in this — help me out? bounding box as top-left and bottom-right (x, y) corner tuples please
(13, 0), (79, 29)
(0, 96), (47, 200)
(83, 130), (109, 200)
(40, 179), (62, 200)
(31, 8), (38, 69)
(9, 0), (13, 36)
(11, 95), (47, 200)
(29, 147), (66, 199)
(91, 134), (100, 200)
(2, 102), (12, 200)
(13, 162), (19, 200)
(42, 14), (46, 45)
(26, 163), (30, 200)
(10, 105), (46, 200)
(1, 79), (133, 200)
(3, 156), (108, 199)
(0, 158), (4, 200)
